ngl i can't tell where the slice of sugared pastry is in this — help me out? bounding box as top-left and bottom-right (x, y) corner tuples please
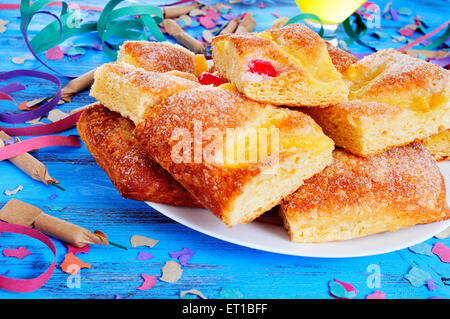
(90, 62), (200, 124)
(211, 24), (348, 107)
(304, 49), (450, 157)
(78, 103), (201, 206)
(422, 129), (450, 161)
(280, 144), (449, 243)
(117, 41), (208, 76)
(134, 86), (334, 226)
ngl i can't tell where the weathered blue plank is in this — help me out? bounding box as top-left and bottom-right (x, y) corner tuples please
(0, 0), (449, 299)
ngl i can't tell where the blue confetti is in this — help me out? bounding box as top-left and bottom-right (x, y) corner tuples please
(404, 267), (432, 287)
(219, 287), (243, 299)
(409, 242), (433, 256)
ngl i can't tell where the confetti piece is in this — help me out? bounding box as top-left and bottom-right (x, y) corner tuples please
(4, 185), (23, 196)
(45, 46), (64, 61)
(11, 57), (27, 64)
(404, 267), (432, 287)
(169, 247), (195, 266)
(399, 28), (415, 37)
(160, 261), (183, 283)
(60, 253), (91, 275)
(199, 16), (217, 29)
(47, 109), (69, 123)
(222, 13), (238, 21)
(435, 227), (450, 239)
(397, 7), (412, 16)
(431, 242), (450, 263)
(49, 205), (64, 211)
(178, 15), (192, 27)
(409, 242), (433, 256)
(26, 117), (45, 125)
(180, 289), (207, 299)
(49, 194), (58, 200)
(130, 235), (159, 248)
(204, 9), (220, 21)
(0, 19), (8, 33)
(0, 135), (81, 162)
(3, 247), (32, 260)
(114, 294), (121, 299)
(427, 279), (436, 291)
(389, 7), (398, 21)
(202, 29), (215, 43)
(138, 274), (157, 290)
(329, 279), (357, 299)
(137, 251), (154, 261)
(366, 290), (386, 299)
(190, 8), (206, 17)
(272, 13), (280, 19)
(258, 2), (265, 8)
(66, 244), (90, 255)
(219, 287), (243, 299)
(430, 296), (442, 299)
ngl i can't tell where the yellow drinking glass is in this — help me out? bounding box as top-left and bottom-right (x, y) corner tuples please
(295, 0), (366, 44)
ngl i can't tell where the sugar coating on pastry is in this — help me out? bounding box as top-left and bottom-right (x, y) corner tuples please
(117, 41), (208, 76)
(77, 103), (201, 206)
(211, 24), (348, 107)
(303, 99), (449, 157)
(344, 48), (449, 112)
(280, 144), (449, 243)
(325, 41), (357, 73)
(304, 49), (450, 157)
(422, 129), (450, 161)
(90, 62), (200, 124)
(135, 86), (334, 226)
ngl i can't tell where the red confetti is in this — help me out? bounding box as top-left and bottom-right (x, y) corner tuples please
(198, 72), (227, 86)
(66, 244), (90, 255)
(247, 59), (279, 77)
(60, 253), (91, 275)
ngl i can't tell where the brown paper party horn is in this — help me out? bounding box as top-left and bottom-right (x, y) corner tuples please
(163, 2), (201, 19)
(235, 12), (256, 34)
(0, 131), (58, 185)
(0, 199), (109, 248)
(61, 69), (96, 103)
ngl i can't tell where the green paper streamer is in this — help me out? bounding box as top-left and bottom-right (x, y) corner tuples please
(20, 0), (166, 62)
(286, 13), (324, 37)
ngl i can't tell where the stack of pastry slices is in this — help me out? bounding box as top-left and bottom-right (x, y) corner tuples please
(78, 24), (449, 243)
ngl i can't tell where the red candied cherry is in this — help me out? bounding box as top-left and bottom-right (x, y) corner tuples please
(247, 59), (279, 77)
(198, 72), (227, 86)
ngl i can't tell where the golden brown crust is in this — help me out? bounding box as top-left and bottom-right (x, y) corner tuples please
(77, 103), (201, 206)
(118, 41), (196, 74)
(281, 144), (449, 242)
(325, 42), (357, 73)
(344, 49), (450, 112)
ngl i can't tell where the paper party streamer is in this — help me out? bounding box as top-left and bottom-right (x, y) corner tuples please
(3, 247), (32, 260)
(160, 260), (183, 283)
(329, 279), (357, 299)
(60, 252), (91, 275)
(180, 289), (207, 299)
(0, 69), (61, 124)
(138, 274), (157, 290)
(219, 287), (243, 299)
(0, 135), (80, 162)
(66, 243), (90, 255)
(0, 131), (58, 185)
(0, 82), (26, 95)
(404, 267), (432, 287)
(130, 235), (159, 248)
(169, 247), (195, 266)
(4, 185), (23, 196)
(397, 21), (450, 52)
(432, 242), (450, 263)
(0, 110), (82, 137)
(0, 221), (56, 293)
(408, 242), (433, 256)
(0, 199), (109, 248)
(366, 290), (386, 299)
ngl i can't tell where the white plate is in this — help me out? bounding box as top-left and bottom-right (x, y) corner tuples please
(147, 162), (450, 258)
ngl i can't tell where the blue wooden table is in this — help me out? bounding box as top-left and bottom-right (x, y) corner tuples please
(0, 0), (449, 299)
